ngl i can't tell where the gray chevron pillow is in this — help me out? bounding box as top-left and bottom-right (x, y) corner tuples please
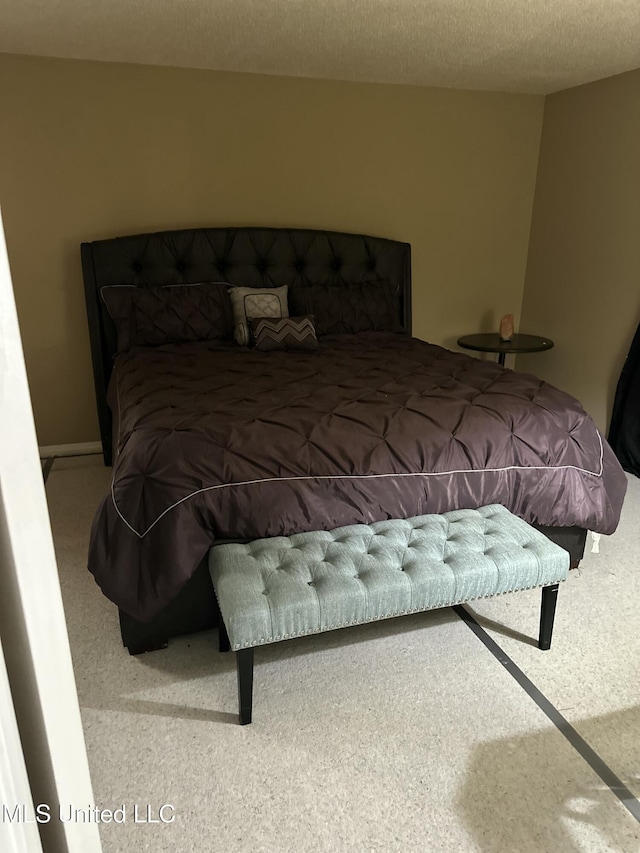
(249, 315), (318, 352)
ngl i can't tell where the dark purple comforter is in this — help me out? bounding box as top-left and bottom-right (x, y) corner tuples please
(89, 333), (626, 621)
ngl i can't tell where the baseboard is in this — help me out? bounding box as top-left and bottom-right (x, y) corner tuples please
(38, 441), (103, 459)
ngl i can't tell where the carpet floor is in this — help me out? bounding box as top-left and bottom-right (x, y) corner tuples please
(45, 456), (640, 852)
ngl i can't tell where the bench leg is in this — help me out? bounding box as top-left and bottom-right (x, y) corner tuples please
(539, 583), (559, 651)
(237, 648), (254, 725)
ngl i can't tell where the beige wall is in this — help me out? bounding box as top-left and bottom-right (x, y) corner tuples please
(0, 53), (544, 445)
(518, 68), (640, 432)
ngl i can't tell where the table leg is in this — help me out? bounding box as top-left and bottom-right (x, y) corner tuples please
(498, 352), (506, 367)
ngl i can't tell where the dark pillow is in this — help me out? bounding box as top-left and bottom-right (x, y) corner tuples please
(101, 282), (234, 351)
(289, 280), (401, 337)
(249, 315), (318, 352)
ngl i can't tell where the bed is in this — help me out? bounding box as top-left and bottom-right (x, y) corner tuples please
(82, 226), (627, 653)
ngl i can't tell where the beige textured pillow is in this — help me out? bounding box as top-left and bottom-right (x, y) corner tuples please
(227, 285), (289, 345)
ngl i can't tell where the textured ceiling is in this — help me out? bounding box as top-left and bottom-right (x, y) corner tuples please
(1, 0), (640, 94)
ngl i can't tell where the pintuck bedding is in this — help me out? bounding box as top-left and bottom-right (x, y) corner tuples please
(89, 331), (626, 623)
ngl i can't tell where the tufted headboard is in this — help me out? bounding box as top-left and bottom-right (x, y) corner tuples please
(81, 226), (412, 464)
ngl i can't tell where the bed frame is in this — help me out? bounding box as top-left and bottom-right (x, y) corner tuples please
(81, 226), (586, 654)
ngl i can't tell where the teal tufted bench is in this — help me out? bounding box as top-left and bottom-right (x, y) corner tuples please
(209, 505), (570, 724)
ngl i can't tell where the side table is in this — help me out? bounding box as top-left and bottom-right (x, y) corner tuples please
(457, 333), (554, 367)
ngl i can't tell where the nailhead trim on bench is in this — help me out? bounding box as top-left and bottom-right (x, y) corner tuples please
(231, 579), (562, 649)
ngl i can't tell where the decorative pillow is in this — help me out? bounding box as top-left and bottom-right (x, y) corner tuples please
(100, 282), (234, 352)
(288, 280), (401, 337)
(228, 285), (289, 346)
(249, 315), (318, 352)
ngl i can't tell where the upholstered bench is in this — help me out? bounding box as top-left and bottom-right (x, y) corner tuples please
(209, 505), (570, 724)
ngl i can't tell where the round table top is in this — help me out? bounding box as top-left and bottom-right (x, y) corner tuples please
(457, 332), (554, 355)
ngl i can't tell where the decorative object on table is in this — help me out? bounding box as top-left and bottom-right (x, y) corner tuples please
(499, 313), (515, 341)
